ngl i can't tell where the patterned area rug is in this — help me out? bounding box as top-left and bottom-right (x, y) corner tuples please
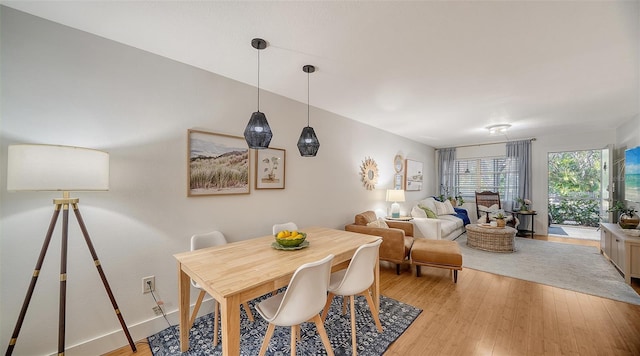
(148, 294), (421, 355)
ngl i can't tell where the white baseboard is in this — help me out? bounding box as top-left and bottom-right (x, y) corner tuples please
(62, 298), (215, 356)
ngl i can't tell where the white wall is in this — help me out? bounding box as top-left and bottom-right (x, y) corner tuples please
(0, 8), (435, 355)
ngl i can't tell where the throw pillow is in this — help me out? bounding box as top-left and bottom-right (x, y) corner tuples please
(411, 205), (427, 218)
(418, 204), (438, 218)
(367, 217), (389, 229)
(434, 200), (456, 215)
(418, 197), (437, 214)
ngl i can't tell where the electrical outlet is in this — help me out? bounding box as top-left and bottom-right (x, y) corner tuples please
(142, 276), (155, 294)
(152, 305), (163, 316)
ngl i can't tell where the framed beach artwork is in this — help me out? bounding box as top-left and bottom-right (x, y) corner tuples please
(405, 159), (423, 191)
(187, 129), (250, 196)
(255, 147), (286, 189)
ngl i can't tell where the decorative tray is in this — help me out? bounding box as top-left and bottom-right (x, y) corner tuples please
(271, 240), (310, 250)
(477, 223), (505, 229)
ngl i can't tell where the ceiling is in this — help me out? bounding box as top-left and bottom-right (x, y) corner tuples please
(2, 1), (638, 148)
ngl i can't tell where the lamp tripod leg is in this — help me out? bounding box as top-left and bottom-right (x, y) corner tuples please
(5, 205), (61, 356)
(72, 204), (137, 352)
(59, 205), (69, 355)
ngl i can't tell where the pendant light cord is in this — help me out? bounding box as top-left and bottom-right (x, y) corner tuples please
(307, 70), (310, 127)
(257, 49), (260, 111)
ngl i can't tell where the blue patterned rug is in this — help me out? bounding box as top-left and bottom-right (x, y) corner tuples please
(148, 294), (421, 355)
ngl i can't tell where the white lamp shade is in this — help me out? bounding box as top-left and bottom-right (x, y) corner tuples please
(386, 189), (405, 202)
(7, 144), (109, 191)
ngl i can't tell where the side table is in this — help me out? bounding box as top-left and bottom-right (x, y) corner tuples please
(509, 211), (537, 238)
(385, 216), (413, 221)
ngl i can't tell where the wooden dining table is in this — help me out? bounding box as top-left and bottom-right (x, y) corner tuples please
(174, 226), (381, 355)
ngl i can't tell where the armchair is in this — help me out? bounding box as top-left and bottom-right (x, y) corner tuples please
(344, 211), (414, 274)
(475, 191), (501, 222)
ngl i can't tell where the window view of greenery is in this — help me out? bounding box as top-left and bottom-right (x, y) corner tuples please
(548, 150), (601, 227)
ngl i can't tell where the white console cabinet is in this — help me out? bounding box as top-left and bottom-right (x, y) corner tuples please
(600, 223), (640, 284)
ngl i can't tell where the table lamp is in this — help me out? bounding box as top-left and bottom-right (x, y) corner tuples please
(5, 144), (136, 355)
(386, 189), (405, 218)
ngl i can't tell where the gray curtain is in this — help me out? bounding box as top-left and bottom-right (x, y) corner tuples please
(438, 147), (456, 198)
(505, 140), (532, 211)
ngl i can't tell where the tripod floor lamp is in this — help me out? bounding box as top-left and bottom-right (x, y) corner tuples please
(5, 144), (136, 355)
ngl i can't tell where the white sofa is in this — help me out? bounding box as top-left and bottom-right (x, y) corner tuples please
(408, 197), (471, 240)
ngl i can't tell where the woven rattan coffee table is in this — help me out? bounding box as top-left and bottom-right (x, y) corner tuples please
(466, 224), (517, 253)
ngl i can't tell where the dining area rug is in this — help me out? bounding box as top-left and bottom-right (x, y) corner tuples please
(147, 294), (421, 355)
(456, 234), (640, 305)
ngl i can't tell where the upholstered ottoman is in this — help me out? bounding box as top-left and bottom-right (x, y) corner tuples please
(410, 239), (462, 283)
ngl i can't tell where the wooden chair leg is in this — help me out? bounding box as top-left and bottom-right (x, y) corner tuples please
(321, 292), (335, 321)
(259, 323), (276, 356)
(290, 325), (298, 356)
(362, 291), (383, 332)
(243, 302), (255, 322)
(350, 296), (358, 356)
(312, 314), (335, 356)
(342, 296), (348, 315)
(416, 265), (422, 277)
(189, 290), (207, 328)
(213, 301), (219, 346)
(454, 270), (458, 283)
(396, 264), (400, 275)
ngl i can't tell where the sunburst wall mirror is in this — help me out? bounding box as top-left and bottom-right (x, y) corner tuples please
(360, 157), (379, 190)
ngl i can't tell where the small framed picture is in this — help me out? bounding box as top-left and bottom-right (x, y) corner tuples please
(405, 159), (423, 191)
(394, 173), (403, 190)
(255, 147), (286, 189)
(187, 129), (250, 196)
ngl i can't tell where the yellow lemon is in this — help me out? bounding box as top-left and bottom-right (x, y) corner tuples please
(290, 231), (299, 238)
(276, 231), (286, 238)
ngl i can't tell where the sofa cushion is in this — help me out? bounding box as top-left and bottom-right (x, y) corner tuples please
(367, 217), (389, 228)
(439, 215), (464, 236)
(354, 211), (377, 225)
(434, 199), (456, 216)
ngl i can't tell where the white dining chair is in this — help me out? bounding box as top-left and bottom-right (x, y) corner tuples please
(272, 222), (298, 235)
(190, 231), (254, 346)
(321, 238), (383, 356)
(255, 254), (335, 356)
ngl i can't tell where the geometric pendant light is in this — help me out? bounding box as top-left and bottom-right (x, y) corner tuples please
(244, 38), (273, 149)
(297, 64), (320, 157)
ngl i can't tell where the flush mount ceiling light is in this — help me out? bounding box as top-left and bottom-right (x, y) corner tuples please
(297, 64), (320, 157)
(486, 124), (511, 135)
(244, 38), (273, 149)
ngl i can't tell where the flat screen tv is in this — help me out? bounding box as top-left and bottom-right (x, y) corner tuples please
(625, 145), (640, 203)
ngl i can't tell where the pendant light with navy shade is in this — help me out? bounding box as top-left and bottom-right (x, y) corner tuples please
(297, 65), (320, 157)
(244, 38), (273, 149)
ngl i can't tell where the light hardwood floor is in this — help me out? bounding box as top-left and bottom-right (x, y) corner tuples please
(104, 236), (640, 356)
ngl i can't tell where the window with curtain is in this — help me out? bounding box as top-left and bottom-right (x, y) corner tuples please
(454, 156), (518, 201)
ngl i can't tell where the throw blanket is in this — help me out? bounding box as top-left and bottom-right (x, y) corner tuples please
(454, 207), (470, 225)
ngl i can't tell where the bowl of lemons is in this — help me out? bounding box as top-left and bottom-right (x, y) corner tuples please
(275, 230), (306, 247)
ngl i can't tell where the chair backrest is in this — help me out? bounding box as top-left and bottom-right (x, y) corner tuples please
(264, 254), (334, 326)
(190, 231), (227, 288)
(475, 191), (501, 218)
(191, 231), (227, 251)
(330, 239), (382, 296)
(272, 222), (298, 235)
(354, 211), (377, 226)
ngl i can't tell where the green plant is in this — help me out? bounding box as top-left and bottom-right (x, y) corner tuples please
(607, 201), (637, 217)
(456, 193), (465, 205)
(548, 199), (600, 227)
(495, 213), (506, 219)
